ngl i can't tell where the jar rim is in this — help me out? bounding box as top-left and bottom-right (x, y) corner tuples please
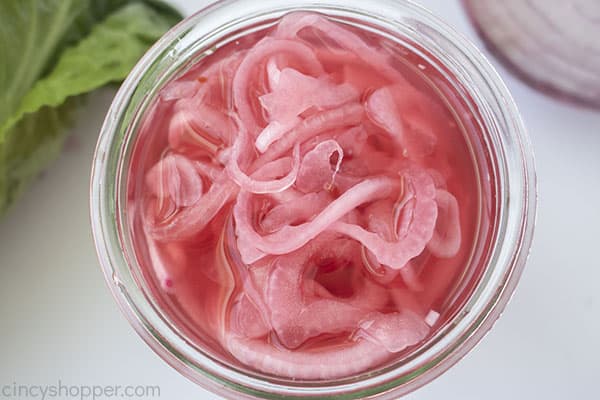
(90, 1), (537, 398)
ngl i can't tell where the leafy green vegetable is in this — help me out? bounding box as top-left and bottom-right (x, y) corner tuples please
(0, 0), (181, 216)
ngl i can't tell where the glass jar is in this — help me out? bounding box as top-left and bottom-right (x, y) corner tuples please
(90, 0), (537, 398)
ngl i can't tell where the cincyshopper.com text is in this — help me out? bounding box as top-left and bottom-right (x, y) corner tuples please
(1, 381), (160, 399)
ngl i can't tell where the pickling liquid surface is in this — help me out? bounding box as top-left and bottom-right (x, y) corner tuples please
(127, 12), (491, 380)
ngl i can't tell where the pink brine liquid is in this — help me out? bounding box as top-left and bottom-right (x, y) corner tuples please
(127, 12), (493, 380)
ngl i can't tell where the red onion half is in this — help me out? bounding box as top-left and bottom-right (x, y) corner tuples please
(463, 0), (600, 109)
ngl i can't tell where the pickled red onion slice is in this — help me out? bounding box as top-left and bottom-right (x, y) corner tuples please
(225, 334), (390, 380)
(260, 191), (330, 233)
(145, 154), (203, 208)
(365, 85), (438, 157)
(260, 68), (358, 121)
(230, 293), (271, 339)
(253, 102), (364, 169)
(275, 12), (408, 83)
(233, 177), (399, 264)
(424, 310), (440, 327)
(226, 123), (301, 194)
(160, 80), (200, 101)
(427, 189), (462, 258)
(296, 139), (344, 193)
(192, 160), (223, 183)
(233, 37), (324, 133)
(149, 177), (238, 241)
(266, 238), (388, 348)
(335, 126), (368, 158)
(332, 170), (438, 269)
(226, 311), (427, 380)
(255, 67), (358, 153)
(355, 311), (429, 353)
(168, 104), (234, 152)
(255, 118), (302, 154)
(229, 259), (273, 339)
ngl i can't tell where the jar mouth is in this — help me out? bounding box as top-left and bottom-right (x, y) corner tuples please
(90, 0), (536, 398)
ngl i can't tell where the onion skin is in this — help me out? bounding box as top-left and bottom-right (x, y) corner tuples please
(463, 0), (600, 110)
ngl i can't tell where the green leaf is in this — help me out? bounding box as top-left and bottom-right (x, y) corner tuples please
(0, 0), (123, 125)
(0, 98), (83, 214)
(1, 3), (180, 136)
(0, 1), (182, 216)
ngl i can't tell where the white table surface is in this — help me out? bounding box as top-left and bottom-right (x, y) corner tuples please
(1, 1), (599, 399)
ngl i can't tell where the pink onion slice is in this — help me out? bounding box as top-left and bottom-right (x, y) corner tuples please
(335, 126), (368, 158)
(365, 85), (438, 157)
(192, 160), (224, 182)
(145, 154), (203, 208)
(427, 189), (462, 258)
(266, 58), (281, 89)
(265, 239), (388, 349)
(258, 68), (359, 139)
(365, 87), (404, 146)
(255, 117), (302, 154)
(251, 156), (295, 180)
(225, 334), (390, 380)
(267, 263), (357, 349)
(167, 105), (234, 153)
(296, 139), (344, 193)
(332, 170), (438, 269)
(361, 246), (401, 285)
(275, 12), (408, 83)
(159, 80), (200, 101)
(260, 191), (330, 233)
(232, 37), (325, 134)
(149, 176), (238, 241)
(226, 115), (301, 194)
(424, 310), (440, 327)
(173, 51), (243, 107)
(228, 258), (274, 339)
(255, 67), (358, 153)
(253, 102), (365, 169)
(355, 311), (429, 353)
(225, 310), (427, 380)
(463, 0), (600, 108)
(230, 292), (271, 339)
(233, 177), (399, 264)
(260, 68), (358, 120)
